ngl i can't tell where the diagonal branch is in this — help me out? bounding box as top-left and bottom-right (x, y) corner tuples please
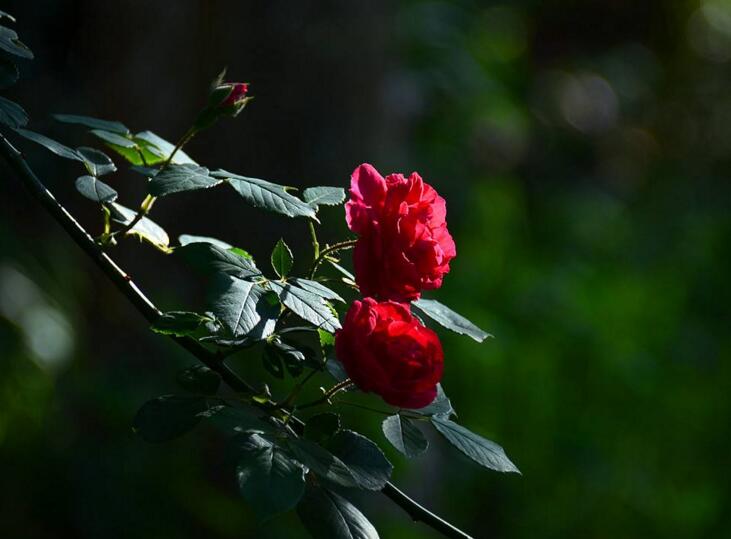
(0, 133), (474, 539)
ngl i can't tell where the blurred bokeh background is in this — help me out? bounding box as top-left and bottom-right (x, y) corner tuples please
(1, 1), (730, 538)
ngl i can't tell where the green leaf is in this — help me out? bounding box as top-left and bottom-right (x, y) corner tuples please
(151, 311), (214, 337)
(0, 24), (33, 59)
(211, 277), (278, 339)
(269, 338), (306, 377)
(412, 298), (491, 343)
(149, 164), (222, 197)
(269, 281), (341, 332)
(109, 203), (170, 250)
(0, 57), (18, 89)
(327, 430), (392, 490)
(91, 128), (136, 149)
(297, 485), (379, 539)
(0, 11), (16, 22)
(176, 364), (221, 395)
(414, 384), (455, 418)
(318, 328), (335, 349)
(382, 415), (428, 458)
(236, 433), (306, 521)
(178, 234), (232, 250)
(271, 238), (294, 278)
(53, 113), (129, 135)
(77, 146), (117, 176)
(212, 169), (317, 219)
(431, 416), (520, 473)
(132, 395), (208, 443)
(75, 175), (118, 203)
(176, 242), (259, 279)
(325, 357), (349, 383)
(14, 128), (81, 160)
(291, 278), (344, 303)
(328, 259), (356, 281)
(304, 413), (341, 444)
(287, 437), (358, 489)
(135, 131), (196, 165)
(303, 186), (346, 209)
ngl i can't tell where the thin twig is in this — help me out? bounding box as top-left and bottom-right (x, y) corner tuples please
(307, 238), (357, 278)
(0, 133), (475, 539)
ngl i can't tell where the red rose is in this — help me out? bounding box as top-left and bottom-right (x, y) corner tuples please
(335, 298), (444, 408)
(345, 163), (456, 301)
(220, 82), (249, 107)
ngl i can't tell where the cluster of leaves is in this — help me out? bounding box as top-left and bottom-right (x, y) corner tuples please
(1, 10), (519, 538)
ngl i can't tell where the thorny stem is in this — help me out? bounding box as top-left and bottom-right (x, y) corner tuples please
(0, 133), (475, 539)
(298, 379), (355, 410)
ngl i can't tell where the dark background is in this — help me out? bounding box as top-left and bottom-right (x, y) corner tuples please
(1, 1), (730, 538)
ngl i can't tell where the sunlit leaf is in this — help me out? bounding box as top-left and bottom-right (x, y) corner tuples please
(431, 416), (520, 473)
(75, 175), (117, 203)
(303, 186), (346, 209)
(414, 384), (455, 418)
(135, 131), (196, 165)
(269, 281), (340, 332)
(291, 278), (344, 303)
(271, 238), (294, 278)
(412, 298), (491, 343)
(149, 164), (221, 197)
(151, 311), (214, 337)
(382, 415), (428, 458)
(110, 203), (170, 250)
(0, 24), (33, 59)
(211, 277), (278, 339)
(14, 128), (80, 159)
(77, 146), (116, 176)
(178, 234), (232, 250)
(177, 242), (259, 279)
(212, 169), (317, 219)
(54, 113), (129, 135)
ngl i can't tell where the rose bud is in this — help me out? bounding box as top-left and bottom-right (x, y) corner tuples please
(335, 298), (444, 408)
(193, 79), (252, 131)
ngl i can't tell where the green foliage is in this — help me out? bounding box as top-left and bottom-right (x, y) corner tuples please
(212, 170), (317, 219)
(110, 203), (170, 250)
(414, 383), (454, 417)
(0, 23), (33, 59)
(177, 242), (259, 279)
(178, 234), (232, 250)
(148, 164), (222, 197)
(431, 416), (520, 473)
(287, 437), (358, 489)
(271, 238), (294, 278)
(303, 186), (346, 209)
(236, 433), (306, 521)
(13, 128), (81, 160)
(304, 413), (341, 443)
(210, 277), (278, 339)
(412, 298), (491, 342)
(75, 175), (117, 203)
(77, 146), (116, 176)
(176, 365), (221, 395)
(327, 430), (393, 490)
(53, 113), (129, 134)
(382, 415), (429, 458)
(297, 485), (379, 539)
(269, 281), (341, 332)
(151, 311), (215, 337)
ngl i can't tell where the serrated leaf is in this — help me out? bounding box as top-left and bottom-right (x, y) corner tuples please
(291, 278), (344, 303)
(287, 437), (358, 489)
(412, 298), (491, 343)
(178, 234), (232, 250)
(0, 57), (18, 89)
(75, 175), (117, 203)
(305, 413), (341, 444)
(53, 113), (129, 135)
(0, 25), (33, 59)
(14, 128), (81, 160)
(297, 485), (379, 539)
(236, 433), (306, 520)
(132, 395), (208, 443)
(177, 242), (259, 279)
(151, 311), (214, 337)
(149, 163), (222, 197)
(271, 238), (294, 278)
(176, 364), (221, 395)
(77, 146), (116, 176)
(431, 416), (520, 473)
(211, 277), (278, 339)
(135, 131), (196, 165)
(414, 384), (454, 418)
(270, 281), (340, 332)
(303, 186), (346, 209)
(110, 203), (170, 250)
(382, 415), (428, 458)
(327, 430), (392, 490)
(212, 169), (317, 219)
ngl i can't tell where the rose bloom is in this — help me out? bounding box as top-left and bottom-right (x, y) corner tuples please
(345, 163), (456, 301)
(335, 298), (444, 408)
